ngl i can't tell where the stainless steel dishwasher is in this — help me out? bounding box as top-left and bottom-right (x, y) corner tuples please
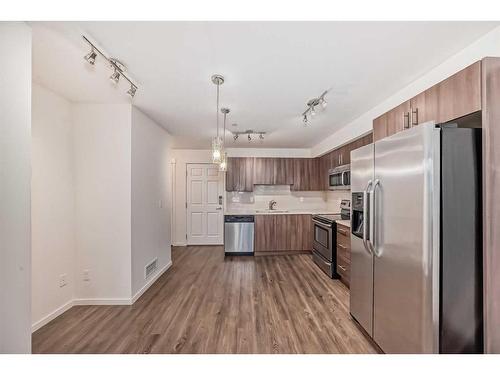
(224, 215), (254, 256)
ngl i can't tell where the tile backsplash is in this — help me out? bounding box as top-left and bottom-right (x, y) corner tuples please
(226, 185), (350, 212)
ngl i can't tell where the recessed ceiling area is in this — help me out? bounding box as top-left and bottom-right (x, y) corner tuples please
(32, 21), (499, 149)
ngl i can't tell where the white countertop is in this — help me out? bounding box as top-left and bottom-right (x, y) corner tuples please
(335, 219), (351, 228)
(224, 209), (340, 216)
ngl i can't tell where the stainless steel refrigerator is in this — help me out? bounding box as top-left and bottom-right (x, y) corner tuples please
(350, 121), (482, 354)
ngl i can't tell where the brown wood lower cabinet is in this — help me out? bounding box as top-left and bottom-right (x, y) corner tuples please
(255, 214), (312, 253)
(336, 223), (351, 287)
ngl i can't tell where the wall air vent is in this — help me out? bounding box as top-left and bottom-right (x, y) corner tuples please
(145, 258), (158, 279)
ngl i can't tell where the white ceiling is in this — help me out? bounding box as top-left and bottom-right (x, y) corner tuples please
(32, 21), (498, 149)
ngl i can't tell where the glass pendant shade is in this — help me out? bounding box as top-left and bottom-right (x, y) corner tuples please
(212, 136), (223, 163)
(219, 152), (228, 172)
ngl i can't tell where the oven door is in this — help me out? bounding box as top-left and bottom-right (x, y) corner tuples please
(312, 218), (333, 261)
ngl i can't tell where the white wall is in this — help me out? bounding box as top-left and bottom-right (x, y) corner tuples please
(0, 22), (32, 353)
(73, 103), (132, 302)
(131, 107), (172, 298)
(311, 25), (500, 157)
(31, 83), (76, 328)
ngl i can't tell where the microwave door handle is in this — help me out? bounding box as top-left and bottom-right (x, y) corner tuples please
(369, 179), (381, 257)
(342, 171), (346, 186)
(363, 180), (372, 254)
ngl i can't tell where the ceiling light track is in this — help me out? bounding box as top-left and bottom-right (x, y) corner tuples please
(82, 35), (138, 98)
(232, 130), (266, 142)
(301, 90), (328, 125)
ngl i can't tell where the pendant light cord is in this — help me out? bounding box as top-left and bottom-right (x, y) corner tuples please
(216, 83), (220, 139)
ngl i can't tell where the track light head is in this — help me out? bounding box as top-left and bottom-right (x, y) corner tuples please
(259, 133), (264, 140)
(110, 69), (120, 84)
(233, 134), (239, 141)
(127, 85), (137, 98)
(84, 49), (97, 65)
(321, 97), (327, 109)
(303, 114), (308, 125)
(310, 106), (316, 116)
(248, 134), (252, 142)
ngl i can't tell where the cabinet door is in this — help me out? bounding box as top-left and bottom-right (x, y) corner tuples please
(300, 215), (313, 251)
(291, 158), (305, 191)
(275, 215), (289, 251)
(308, 158), (321, 191)
(253, 158), (274, 185)
(225, 157), (254, 192)
(274, 158), (294, 185)
(225, 157), (237, 192)
(241, 157), (254, 192)
(386, 100), (411, 137)
(437, 61), (481, 123)
(283, 215), (313, 251)
(254, 215), (276, 251)
(410, 84), (439, 126)
(373, 113), (388, 142)
(319, 154), (330, 190)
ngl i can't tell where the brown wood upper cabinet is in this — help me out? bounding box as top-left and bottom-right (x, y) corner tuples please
(291, 158), (320, 191)
(374, 61), (482, 141)
(226, 157), (254, 192)
(253, 157), (294, 185)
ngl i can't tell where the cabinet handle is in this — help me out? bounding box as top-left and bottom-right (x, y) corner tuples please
(338, 244), (347, 249)
(412, 108), (418, 126)
(403, 112), (410, 129)
(338, 265), (347, 271)
(338, 229), (347, 235)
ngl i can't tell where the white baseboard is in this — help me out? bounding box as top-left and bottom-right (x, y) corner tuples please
(172, 242), (187, 246)
(73, 298), (132, 306)
(131, 260), (172, 304)
(31, 261), (174, 333)
(32, 300), (74, 333)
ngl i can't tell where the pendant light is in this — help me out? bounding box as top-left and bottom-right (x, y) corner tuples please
(211, 74), (224, 164)
(219, 107), (230, 172)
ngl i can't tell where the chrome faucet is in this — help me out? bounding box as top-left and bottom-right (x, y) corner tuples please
(269, 200), (277, 210)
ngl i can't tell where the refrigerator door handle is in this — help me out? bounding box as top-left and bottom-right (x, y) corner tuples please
(370, 179), (381, 257)
(363, 180), (373, 254)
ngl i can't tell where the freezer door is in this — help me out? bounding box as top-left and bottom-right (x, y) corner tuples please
(372, 123), (440, 353)
(350, 144), (374, 337)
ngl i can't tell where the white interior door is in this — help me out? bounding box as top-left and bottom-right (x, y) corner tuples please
(186, 163), (224, 245)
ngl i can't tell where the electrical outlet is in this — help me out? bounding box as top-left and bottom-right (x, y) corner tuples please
(83, 269), (90, 281)
(59, 274), (67, 288)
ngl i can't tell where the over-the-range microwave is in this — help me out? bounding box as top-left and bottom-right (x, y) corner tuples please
(328, 165), (350, 190)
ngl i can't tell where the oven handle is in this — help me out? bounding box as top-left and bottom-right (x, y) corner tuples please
(363, 180), (373, 255)
(312, 219), (333, 230)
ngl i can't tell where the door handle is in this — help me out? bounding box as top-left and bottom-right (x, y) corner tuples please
(403, 112), (410, 129)
(338, 265), (347, 272)
(363, 180), (372, 255)
(216, 207), (222, 210)
(411, 108), (418, 126)
(369, 179), (381, 257)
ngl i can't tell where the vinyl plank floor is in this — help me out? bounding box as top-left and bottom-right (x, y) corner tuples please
(32, 246), (377, 354)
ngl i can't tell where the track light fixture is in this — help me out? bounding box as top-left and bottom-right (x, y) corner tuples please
(82, 35), (139, 98)
(301, 90), (329, 125)
(127, 85), (137, 98)
(84, 48), (97, 65)
(109, 69), (120, 84)
(231, 130), (265, 142)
